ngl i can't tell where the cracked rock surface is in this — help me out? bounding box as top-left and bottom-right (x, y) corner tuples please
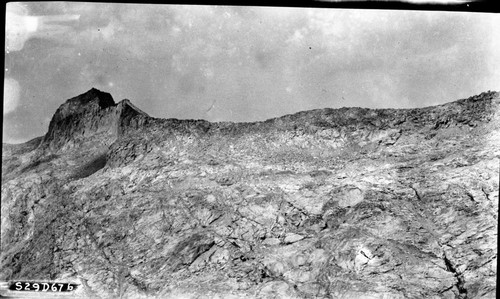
(1, 89), (498, 298)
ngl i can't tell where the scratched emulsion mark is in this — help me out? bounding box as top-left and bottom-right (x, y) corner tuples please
(5, 3), (80, 52)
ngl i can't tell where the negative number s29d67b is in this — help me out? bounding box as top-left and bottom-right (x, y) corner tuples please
(10, 281), (78, 292)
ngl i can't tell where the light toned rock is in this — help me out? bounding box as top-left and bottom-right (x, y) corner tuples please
(337, 187), (364, 208)
(291, 253), (307, 267)
(258, 281), (297, 299)
(206, 194), (216, 203)
(210, 248), (230, 264)
(262, 238), (280, 246)
(284, 233), (304, 244)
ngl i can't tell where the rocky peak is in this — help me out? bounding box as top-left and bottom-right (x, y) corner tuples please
(70, 87), (115, 107)
(51, 88), (115, 122)
(41, 88), (149, 150)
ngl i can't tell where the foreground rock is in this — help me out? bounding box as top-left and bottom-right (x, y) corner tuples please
(1, 89), (498, 298)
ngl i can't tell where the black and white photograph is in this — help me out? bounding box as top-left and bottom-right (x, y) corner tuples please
(2, 1), (499, 298)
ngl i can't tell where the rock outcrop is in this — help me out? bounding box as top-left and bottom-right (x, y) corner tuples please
(1, 89), (498, 298)
(41, 88), (149, 151)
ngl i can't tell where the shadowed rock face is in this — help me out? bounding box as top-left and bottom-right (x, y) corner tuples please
(1, 89), (498, 299)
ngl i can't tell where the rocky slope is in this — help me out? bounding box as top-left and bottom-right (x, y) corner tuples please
(1, 89), (498, 299)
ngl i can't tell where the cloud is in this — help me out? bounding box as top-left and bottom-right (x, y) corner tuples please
(6, 2), (80, 52)
(6, 3), (38, 52)
(3, 78), (20, 114)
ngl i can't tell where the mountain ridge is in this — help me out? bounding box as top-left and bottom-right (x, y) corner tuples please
(3, 89), (499, 149)
(1, 89), (498, 299)
(26, 88), (500, 150)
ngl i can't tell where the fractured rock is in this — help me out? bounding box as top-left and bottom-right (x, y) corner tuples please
(1, 89), (498, 298)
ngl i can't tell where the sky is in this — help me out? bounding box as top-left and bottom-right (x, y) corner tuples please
(3, 2), (500, 144)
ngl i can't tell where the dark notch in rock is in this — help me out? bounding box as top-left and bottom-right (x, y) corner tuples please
(69, 153), (107, 180)
(443, 252), (468, 298)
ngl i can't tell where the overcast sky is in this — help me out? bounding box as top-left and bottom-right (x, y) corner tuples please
(3, 2), (500, 143)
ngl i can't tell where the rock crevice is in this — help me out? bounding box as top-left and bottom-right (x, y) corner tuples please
(442, 249), (468, 298)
